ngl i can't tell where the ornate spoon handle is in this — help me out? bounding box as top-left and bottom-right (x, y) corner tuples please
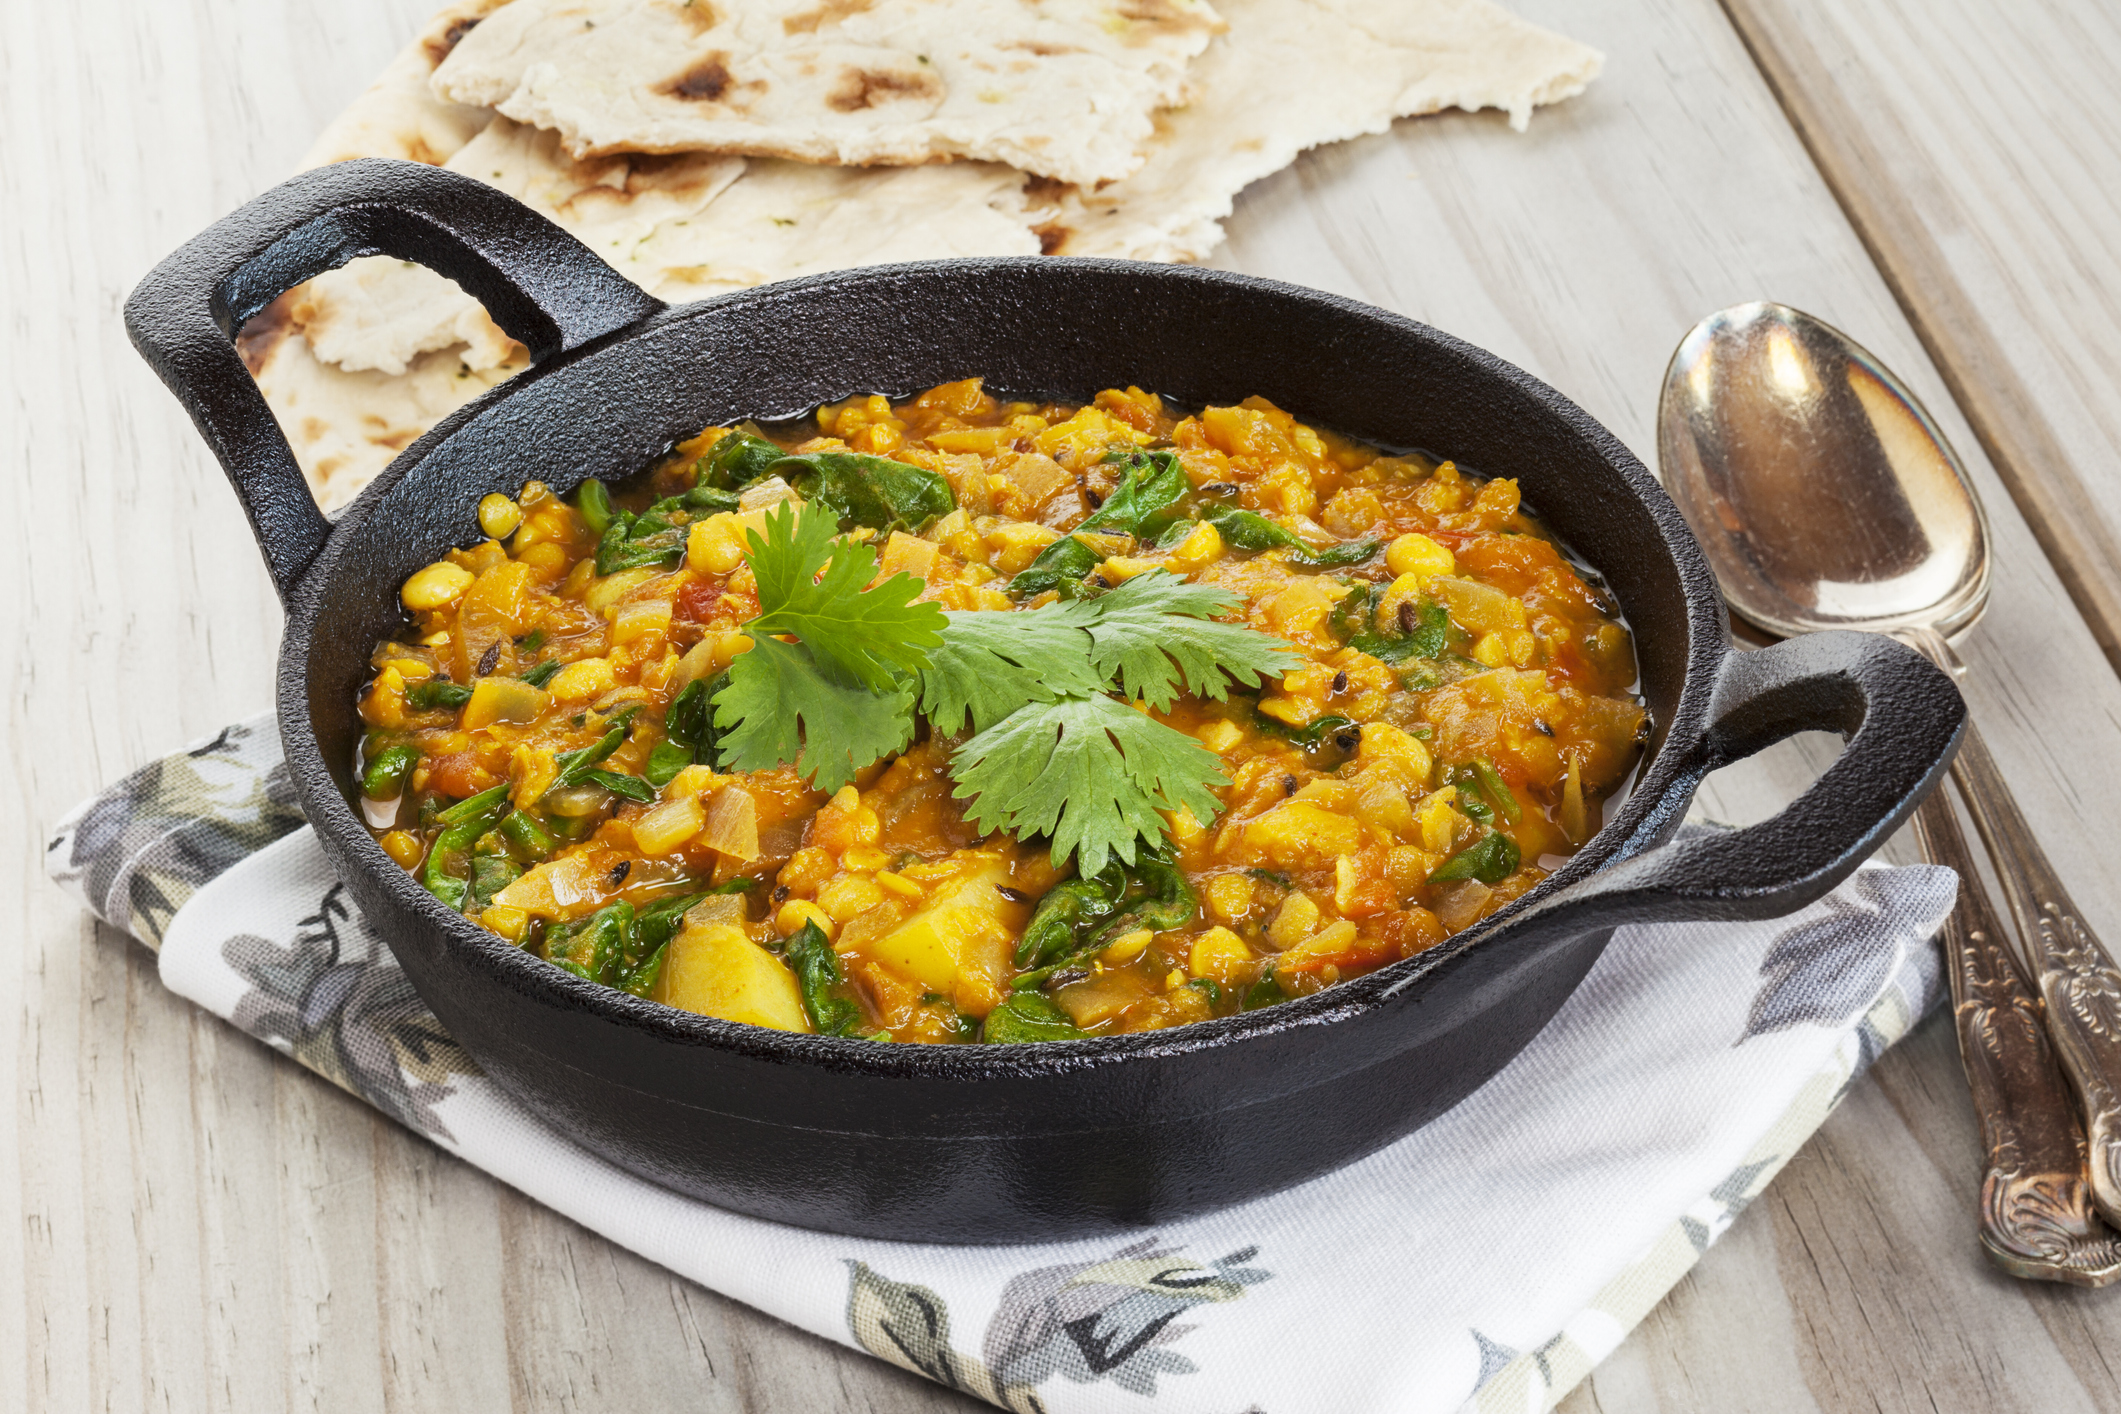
(1911, 785), (2121, 1284)
(1901, 627), (2121, 1227)
(1945, 719), (2121, 1228)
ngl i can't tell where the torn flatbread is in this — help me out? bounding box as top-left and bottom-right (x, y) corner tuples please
(1044, 0), (1602, 262)
(297, 116), (1039, 375)
(612, 150), (1045, 299)
(428, 0), (1224, 186)
(300, 119), (745, 374)
(241, 296), (528, 512)
(298, 0), (512, 168)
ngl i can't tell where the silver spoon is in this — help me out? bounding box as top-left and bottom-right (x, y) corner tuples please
(1659, 301), (2121, 1284)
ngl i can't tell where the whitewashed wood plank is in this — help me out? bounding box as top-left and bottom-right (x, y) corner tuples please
(371, 1123), (515, 1411)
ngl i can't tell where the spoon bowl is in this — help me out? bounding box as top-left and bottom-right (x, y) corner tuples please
(1658, 301), (1990, 639)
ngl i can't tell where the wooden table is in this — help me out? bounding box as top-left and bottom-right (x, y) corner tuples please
(9, 1), (2121, 1409)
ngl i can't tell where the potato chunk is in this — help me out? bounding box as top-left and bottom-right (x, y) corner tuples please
(869, 856), (1031, 1016)
(654, 923), (812, 1033)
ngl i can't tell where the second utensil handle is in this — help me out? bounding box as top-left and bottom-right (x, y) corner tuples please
(1911, 783), (2121, 1284)
(1933, 698), (2121, 1230)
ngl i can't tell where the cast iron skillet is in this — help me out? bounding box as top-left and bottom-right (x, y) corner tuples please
(126, 160), (1964, 1243)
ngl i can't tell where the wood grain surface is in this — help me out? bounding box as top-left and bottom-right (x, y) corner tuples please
(7, 2), (2121, 1411)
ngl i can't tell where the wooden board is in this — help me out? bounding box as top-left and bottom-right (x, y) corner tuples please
(7, 1), (2121, 1410)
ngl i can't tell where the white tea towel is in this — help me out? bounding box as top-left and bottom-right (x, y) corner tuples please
(47, 715), (1954, 1414)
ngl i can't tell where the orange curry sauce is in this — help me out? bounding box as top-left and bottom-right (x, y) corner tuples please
(355, 380), (1645, 1042)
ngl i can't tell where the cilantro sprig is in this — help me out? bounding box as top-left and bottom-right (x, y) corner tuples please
(711, 507), (939, 790)
(706, 503), (1301, 869)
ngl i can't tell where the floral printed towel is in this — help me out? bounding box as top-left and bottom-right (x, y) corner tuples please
(47, 715), (1956, 1414)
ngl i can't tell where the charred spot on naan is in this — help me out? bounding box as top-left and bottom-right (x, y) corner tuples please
(1116, 0), (1226, 40)
(421, 15), (485, 68)
(657, 53), (742, 103)
(781, 0), (879, 35)
(667, 0), (723, 37)
(827, 64), (944, 114)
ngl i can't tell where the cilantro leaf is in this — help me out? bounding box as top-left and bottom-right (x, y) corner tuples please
(1067, 570), (1303, 712)
(951, 694), (1227, 878)
(917, 607), (1106, 736)
(713, 636), (916, 792)
(742, 504), (945, 690)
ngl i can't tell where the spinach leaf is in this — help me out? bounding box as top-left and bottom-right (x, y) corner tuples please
(775, 451), (955, 533)
(1469, 757), (1521, 823)
(436, 784), (512, 825)
(469, 854), (521, 912)
(420, 787), (512, 910)
(784, 920), (867, 1035)
(1427, 831), (1521, 885)
(1010, 849), (1196, 987)
(547, 902), (634, 984)
(1006, 536), (1101, 600)
(643, 741), (694, 789)
(1014, 870), (1124, 968)
(1009, 447), (1189, 597)
(1082, 446), (1190, 536)
(594, 506), (690, 575)
(661, 484), (741, 517)
(981, 992), (1088, 1043)
(1125, 851), (1198, 933)
(698, 430), (787, 490)
(498, 809), (557, 859)
(1200, 503), (1380, 567)
(1402, 601), (1452, 659)
(1253, 709), (1359, 756)
(615, 892), (700, 996)
(1328, 584), (1451, 665)
(406, 679), (473, 712)
(574, 479), (618, 536)
(583, 769), (658, 803)
(362, 743), (419, 799)
(645, 674), (724, 786)
(547, 711), (635, 795)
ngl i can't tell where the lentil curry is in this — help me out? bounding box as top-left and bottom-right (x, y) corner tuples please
(356, 380), (1646, 1043)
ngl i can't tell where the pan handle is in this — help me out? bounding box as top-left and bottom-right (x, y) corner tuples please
(1464, 631), (1963, 957)
(124, 158), (666, 601)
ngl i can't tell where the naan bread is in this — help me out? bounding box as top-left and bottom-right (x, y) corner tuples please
(616, 151), (1046, 299)
(298, 0), (512, 168)
(296, 116), (1040, 376)
(256, 0), (1597, 510)
(240, 297), (528, 513)
(1043, 0), (1602, 261)
(428, 0), (1224, 186)
(301, 119), (745, 374)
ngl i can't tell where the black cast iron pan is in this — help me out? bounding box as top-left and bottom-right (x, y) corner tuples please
(125, 160), (1964, 1243)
